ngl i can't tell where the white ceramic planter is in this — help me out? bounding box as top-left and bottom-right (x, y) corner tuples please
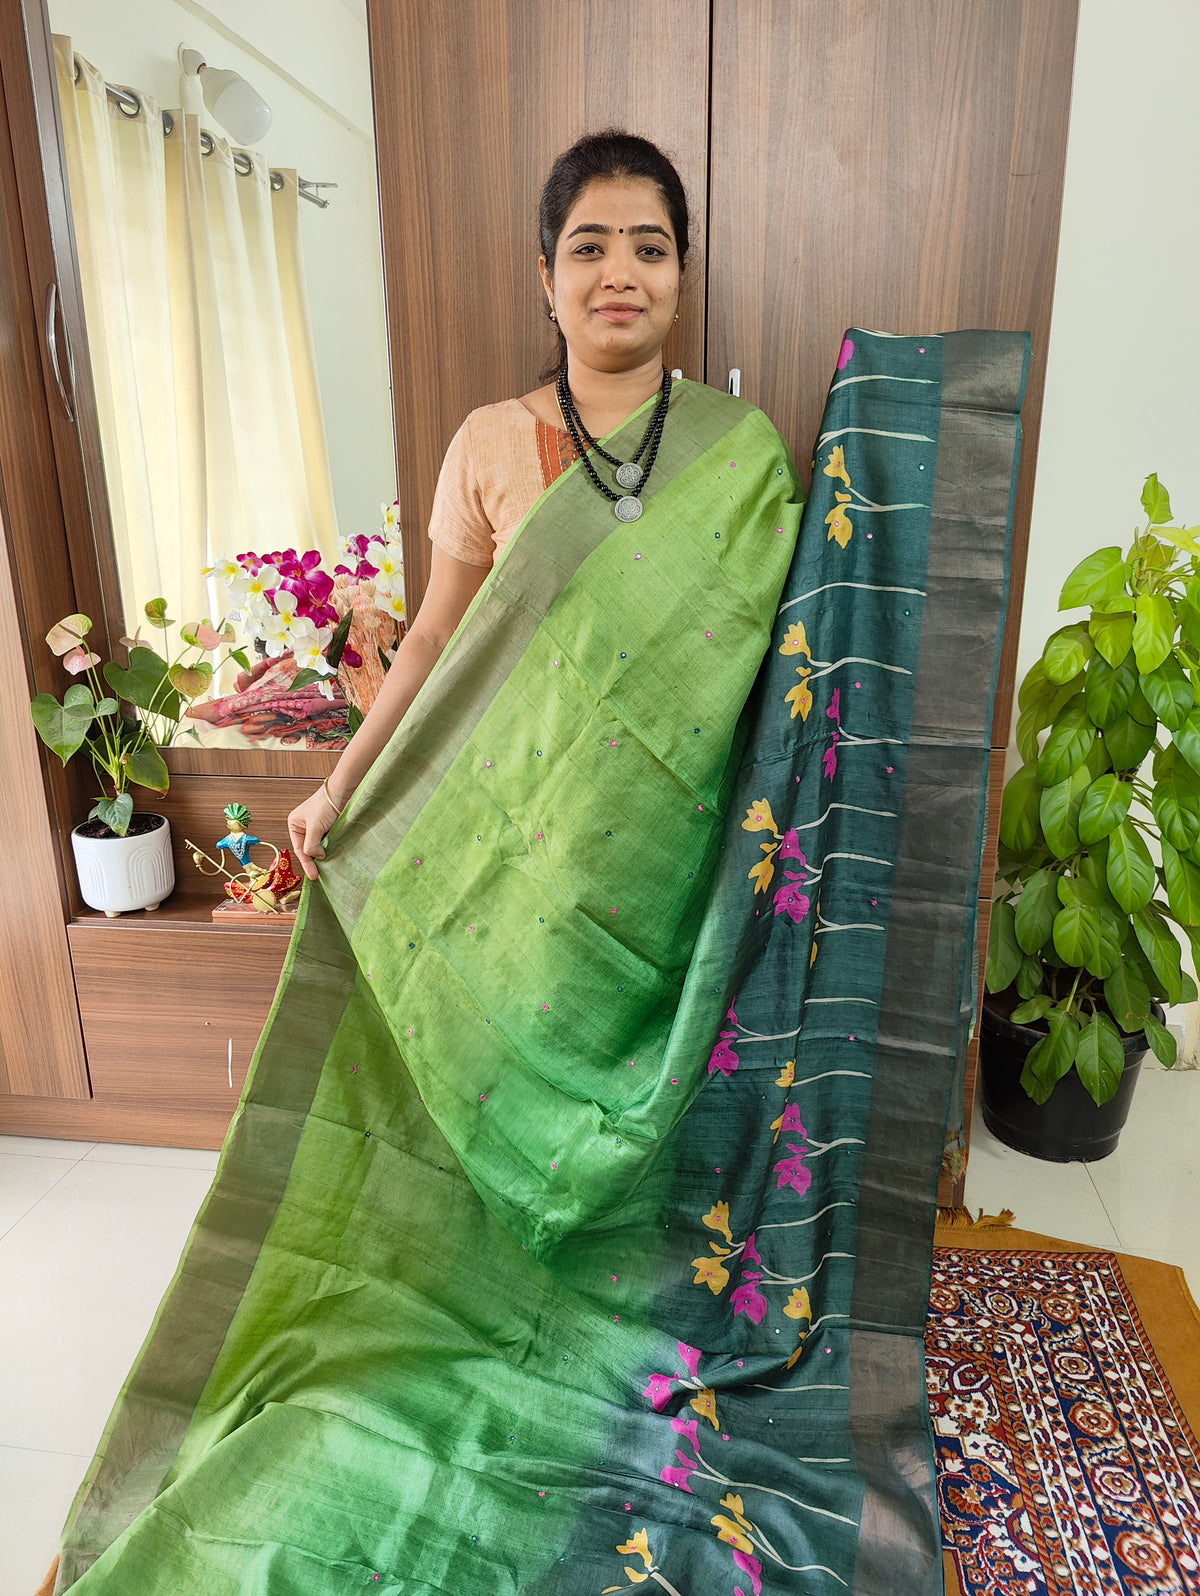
(70, 814), (175, 916)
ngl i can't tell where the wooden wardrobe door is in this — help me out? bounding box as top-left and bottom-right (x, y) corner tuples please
(368, 0), (710, 611)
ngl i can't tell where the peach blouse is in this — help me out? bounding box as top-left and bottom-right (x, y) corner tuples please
(426, 399), (580, 568)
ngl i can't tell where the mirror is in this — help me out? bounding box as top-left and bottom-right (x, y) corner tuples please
(44, 0), (398, 752)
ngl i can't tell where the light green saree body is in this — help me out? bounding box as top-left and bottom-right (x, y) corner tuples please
(55, 334), (1027, 1595)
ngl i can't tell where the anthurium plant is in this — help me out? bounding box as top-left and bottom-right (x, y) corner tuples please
(30, 600), (247, 837)
(987, 474), (1200, 1107)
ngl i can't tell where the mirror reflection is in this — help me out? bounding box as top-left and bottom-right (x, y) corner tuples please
(47, 0), (401, 750)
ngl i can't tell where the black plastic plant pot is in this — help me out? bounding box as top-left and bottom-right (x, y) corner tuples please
(979, 998), (1158, 1163)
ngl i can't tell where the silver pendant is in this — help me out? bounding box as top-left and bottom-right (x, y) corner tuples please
(615, 461), (643, 490)
(614, 496), (643, 522)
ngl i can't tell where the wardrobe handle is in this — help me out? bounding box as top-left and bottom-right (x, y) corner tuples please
(727, 368), (741, 397)
(44, 281), (75, 422)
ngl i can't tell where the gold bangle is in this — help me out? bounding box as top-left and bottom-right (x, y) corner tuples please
(321, 777), (346, 816)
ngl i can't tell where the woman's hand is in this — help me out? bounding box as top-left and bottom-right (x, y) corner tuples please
(287, 786), (343, 881)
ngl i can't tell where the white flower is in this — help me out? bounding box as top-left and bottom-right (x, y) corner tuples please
(203, 553), (243, 586)
(370, 540), (404, 601)
(290, 617), (334, 676)
(381, 590), (406, 620)
(380, 501), (401, 537)
(273, 587), (299, 620)
(260, 609), (292, 658)
(241, 565), (282, 606)
(316, 678), (336, 700)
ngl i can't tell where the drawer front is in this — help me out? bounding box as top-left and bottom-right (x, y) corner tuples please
(69, 927), (289, 1114)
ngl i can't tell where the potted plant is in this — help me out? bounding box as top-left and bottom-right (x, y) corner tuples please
(982, 473), (1200, 1160)
(30, 601), (243, 915)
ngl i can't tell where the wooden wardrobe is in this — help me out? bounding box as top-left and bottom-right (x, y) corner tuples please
(0, 0), (1079, 1206)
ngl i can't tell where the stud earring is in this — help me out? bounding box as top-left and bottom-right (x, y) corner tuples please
(549, 307), (558, 323)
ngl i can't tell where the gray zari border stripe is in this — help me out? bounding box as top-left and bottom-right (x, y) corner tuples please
(848, 330), (1030, 1595)
(55, 381), (759, 1587)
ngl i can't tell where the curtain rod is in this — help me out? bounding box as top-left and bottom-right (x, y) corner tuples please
(72, 62), (336, 208)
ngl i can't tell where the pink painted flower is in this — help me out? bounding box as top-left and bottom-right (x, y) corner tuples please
(733, 1550), (764, 1594)
(773, 1143), (812, 1196)
(677, 1341), (702, 1379)
(773, 879), (811, 923)
(778, 830), (806, 865)
(725, 1004), (739, 1027)
(660, 1450), (697, 1491)
(643, 1373), (677, 1412)
(743, 1233), (761, 1266)
(822, 731), (840, 781)
(837, 337), (854, 370)
(774, 1103), (806, 1140)
(670, 1416), (699, 1450)
(708, 1038), (740, 1078)
(730, 1279), (768, 1325)
(826, 688), (841, 722)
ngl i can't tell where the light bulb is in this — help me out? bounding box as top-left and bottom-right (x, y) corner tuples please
(199, 66), (272, 144)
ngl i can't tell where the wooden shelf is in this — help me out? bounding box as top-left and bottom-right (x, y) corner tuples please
(70, 895), (295, 934)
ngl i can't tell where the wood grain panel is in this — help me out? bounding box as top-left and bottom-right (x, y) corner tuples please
(707, 0), (1077, 735)
(981, 744), (1007, 891)
(68, 925), (287, 1113)
(164, 747), (340, 780)
(0, 1092), (232, 1148)
(369, 0), (710, 611)
(0, 497), (87, 1098)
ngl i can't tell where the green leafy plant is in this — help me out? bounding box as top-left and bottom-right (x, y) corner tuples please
(30, 600), (244, 837)
(987, 474), (1200, 1106)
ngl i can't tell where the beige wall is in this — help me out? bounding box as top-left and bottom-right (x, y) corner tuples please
(47, 0), (395, 550)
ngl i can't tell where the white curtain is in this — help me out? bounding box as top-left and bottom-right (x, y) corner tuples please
(53, 37), (339, 634)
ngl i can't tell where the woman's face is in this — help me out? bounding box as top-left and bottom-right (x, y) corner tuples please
(540, 176), (682, 375)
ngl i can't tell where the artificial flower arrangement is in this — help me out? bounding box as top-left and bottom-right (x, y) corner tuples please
(29, 601), (245, 835)
(198, 502), (406, 746)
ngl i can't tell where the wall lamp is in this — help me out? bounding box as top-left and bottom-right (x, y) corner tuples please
(178, 45), (272, 145)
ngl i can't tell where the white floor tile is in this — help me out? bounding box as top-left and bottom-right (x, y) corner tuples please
(0, 1155), (76, 1243)
(0, 1136), (96, 1161)
(963, 1098), (1124, 1252)
(82, 1142), (220, 1172)
(0, 1444), (87, 1596)
(0, 1158), (212, 1455)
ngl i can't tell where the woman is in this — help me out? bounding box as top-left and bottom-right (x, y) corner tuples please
(285, 130), (742, 875)
(46, 131), (1026, 1595)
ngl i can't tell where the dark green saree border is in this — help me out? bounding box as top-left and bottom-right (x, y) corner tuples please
(847, 330), (1029, 1595)
(55, 380), (759, 1586)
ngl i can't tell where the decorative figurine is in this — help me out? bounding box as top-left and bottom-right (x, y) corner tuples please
(186, 802), (302, 922)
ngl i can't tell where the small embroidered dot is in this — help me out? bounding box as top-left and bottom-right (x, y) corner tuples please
(729, 460), (737, 468)
(539, 917), (544, 923)
(470, 1536), (477, 1543)
(777, 467), (784, 475)
(736, 1360), (744, 1367)
(610, 907), (617, 915)
(485, 759), (492, 767)
(694, 727), (700, 734)
(671, 1077), (678, 1085)
(903, 609), (911, 616)
(538, 1490), (546, 1497)
(550, 1162), (557, 1170)
(715, 1167), (722, 1174)
(536, 832), (543, 840)
(624, 1502), (632, 1512)
(477, 835), (482, 841)
(688, 871), (694, 877)
(849, 1035), (856, 1041)
(611, 1273), (618, 1281)
(620, 651), (626, 659)
(563, 1355), (569, 1362)
(351, 1064), (358, 1072)
(722, 1433), (730, 1441)
(628, 1059), (635, 1067)
(553, 660), (559, 667)
(774, 1328), (780, 1334)
(777, 526), (784, 533)
(479, 1093), (487, 1102)
(614, 1314), (620, 1322)
(824, 1346), (832, 1354)
(617, 985), (624, 992)
(606, 829), (613, 836)
(408, 941), (415, 948)
(714, 532), (721, 539)
(871, 898), (877, 905)
(697, 804), (704, 811)
(407, 1028), (413, 1035)
(610, 739), (618, 747)
(918, 346), (926, 354)
(918, 464), (925, 471)
(364, 1130), (371, 1138)
(634, 553), (642, 560)
(867, 531), (873, 539)
(373, 1577), (380, 1583)
(414, 857), (422, 865)
(705, 630), (713, 638)
(886, 765), (894, 773)
(536, 749), (543, 756)
(615, 1138), (623, 1146)
(542, 1004), (549, 1011)
(467, 925), (475, 932)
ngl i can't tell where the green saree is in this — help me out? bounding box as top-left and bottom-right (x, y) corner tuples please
(54, 331), (1028, 1595)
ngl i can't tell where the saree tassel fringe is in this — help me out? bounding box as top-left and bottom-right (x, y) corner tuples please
(50, 329), (1029, 1595)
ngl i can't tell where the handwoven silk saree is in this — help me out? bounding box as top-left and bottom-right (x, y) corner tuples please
(54, 332), (1028, 1595)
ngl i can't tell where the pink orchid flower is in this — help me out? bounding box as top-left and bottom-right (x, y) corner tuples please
(643, 1373), (676, 1412)
(778, 830), (806, 865)
(742, 1233), (761, 1266)
(670, 1415), (699, 1450)
(730, 1279), (768, 1324)
(677, 1342), (702, 1379)
(773, 1143), (811, 1196)
(776, 1104), (806, 1139)
(660, 1449), (697, 1491)
(733, 1550), (763, 1594)
(822, 732), (840, 781)
(773, 880), (810, 923)
(708, 1038), (740, 1078)
(826, 687), (841, 722)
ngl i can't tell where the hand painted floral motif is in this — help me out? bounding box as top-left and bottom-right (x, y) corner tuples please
(826, 492), (854, 548)
(775, 1059), (795, 1088)
(741, 801), (812, 921)
(823, 445), (851, 490)
(783, 1285), (813, 1370)
(641, 1342), (707, 1414)
(689, 1387), (719, 1429)
(707, 1036), (740, 1077)
(730, 1276), (768, 1324)
(769, 1102), (806, 1145)
(823, 688), (842, 780)
(778, 622), (811, 660)
(702, 1200), (734, 1244)
(691, 1246), (731, 1293)
(601, 1528), (687, 1594)
(780, 623), (814, 720)
(772, 1143), (811, 1197)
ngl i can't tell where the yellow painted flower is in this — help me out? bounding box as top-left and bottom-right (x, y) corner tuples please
(616, 1531), (652, 1570)
(748, 846), (776, 895)
(690, 1387), (719, 1429)
(785, 668), (813, 721)
(786, 1337), (807, 1370)
(779, 621), (812, 659)
(776, 1060), (796, 1088)
(784, 1286), (812, 1322)
(823, 445), (851, 489)
(702, 1200), (733, 1245)
(711, 1514), (754, 1553)
(810, 939), (819, 968)
(826, 492), (853, 549)
(691, 1252), (730, 1294)
(719, 1494), (752, 1530)
(741, 798), (778, 833)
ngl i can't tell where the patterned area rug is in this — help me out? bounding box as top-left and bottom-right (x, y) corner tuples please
(927, 1239), (1200, 1596)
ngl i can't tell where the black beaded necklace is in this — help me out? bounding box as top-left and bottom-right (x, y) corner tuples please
(556, 365), (673, 522)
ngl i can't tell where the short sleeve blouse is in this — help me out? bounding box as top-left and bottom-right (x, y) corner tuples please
(426, 399), (579, 567)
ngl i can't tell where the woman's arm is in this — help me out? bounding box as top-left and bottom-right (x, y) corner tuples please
(287, 546), (491, 878)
